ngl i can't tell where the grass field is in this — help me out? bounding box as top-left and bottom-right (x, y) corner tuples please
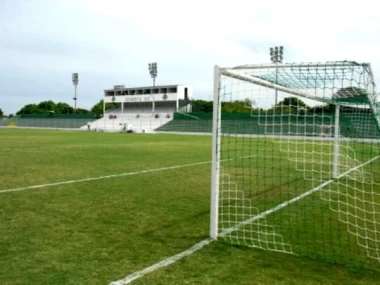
(1, 128), (380, 285)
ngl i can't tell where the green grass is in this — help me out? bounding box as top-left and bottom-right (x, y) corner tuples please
(0, 128), (379, 284)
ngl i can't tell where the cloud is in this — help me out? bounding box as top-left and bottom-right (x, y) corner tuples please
(1, 0), (380, 115)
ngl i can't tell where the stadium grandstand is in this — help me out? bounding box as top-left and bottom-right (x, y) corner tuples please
(88, 84), (193, 132)
(0, 84), (193, 133)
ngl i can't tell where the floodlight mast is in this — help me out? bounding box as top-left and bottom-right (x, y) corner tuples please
(72, 73), (79, 113)
(148, 62), (158, 87)
(269, 46), (284, 105)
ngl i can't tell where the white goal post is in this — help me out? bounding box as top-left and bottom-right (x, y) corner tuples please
(210, 61), (380, 270)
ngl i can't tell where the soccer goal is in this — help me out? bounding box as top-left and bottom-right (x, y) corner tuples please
(210, 61), (380, 270)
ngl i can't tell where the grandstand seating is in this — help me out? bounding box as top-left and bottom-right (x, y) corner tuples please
(107, 106), (177, 115)
(85, 112), (173, 133)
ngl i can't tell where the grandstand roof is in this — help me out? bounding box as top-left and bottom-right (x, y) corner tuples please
(104, 84), (189, 92)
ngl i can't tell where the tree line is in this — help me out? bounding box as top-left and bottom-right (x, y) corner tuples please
(0, 98), (344, 118)
(191, 97), (320, 114)
(1, 86), (368, 118)
(192, 86), (368, 115)
(0, 100), (116, 118)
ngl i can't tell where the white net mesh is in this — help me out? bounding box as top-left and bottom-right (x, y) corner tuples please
(213, 61), (380, 270)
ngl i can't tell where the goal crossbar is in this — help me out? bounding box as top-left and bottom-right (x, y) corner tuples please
(228, 61), (370, 70)
(221, 68), (327, 104)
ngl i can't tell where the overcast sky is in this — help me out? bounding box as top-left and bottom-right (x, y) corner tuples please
(1, 0), (380, 115)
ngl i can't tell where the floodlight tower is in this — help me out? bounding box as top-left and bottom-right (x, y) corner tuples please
(148, 62), (158, 87)
(72, 73), (79, 113)
(270, 46), (284, 105)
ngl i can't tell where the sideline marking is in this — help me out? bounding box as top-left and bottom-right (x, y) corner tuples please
(109, 155), (380, 285)
(0, 161), (211, 194)
(0, 155), (255, 194)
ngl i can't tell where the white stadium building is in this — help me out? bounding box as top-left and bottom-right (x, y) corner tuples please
(88, 84), (193, 133)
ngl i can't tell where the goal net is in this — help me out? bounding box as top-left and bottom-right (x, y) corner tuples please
(210, 61), (380, 270)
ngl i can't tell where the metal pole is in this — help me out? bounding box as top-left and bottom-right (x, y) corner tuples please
(74, 85), (77, 113)
(275, 64), (278, 105)
(221, 69), (327, 104)
(103, 98), (106, 131)
(72, 73), (79, 114)
(232, 61), (366, 70)
(103, 98), (105, 118)
(210, 65), (222, 240)
(150, 95), (155, 115)
(333, 105), (340, 178)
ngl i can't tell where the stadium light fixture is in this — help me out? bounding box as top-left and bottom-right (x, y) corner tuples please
(72, 73), (79, 113)
(270, 46), (284, 105)
(148, 62), (158, 87)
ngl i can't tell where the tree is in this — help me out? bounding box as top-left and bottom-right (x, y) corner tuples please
(38, 100), (56, 113)
(278, 97), (309, 115)
(222, 100), (252, 113)
(91, 100), (116, 115)
(75, 108), (90, 114)
(56, 102), (74, 114)
(16, 101), (88, 115)
(191, 100), (213, 112)
(265, 97), (309, 115)
(309, 104), (335, 114)
(278, 97), (308, 108)
(16, 103), (41, 115)
(191, 99), (258, 114)
(0, 108), (3, 117)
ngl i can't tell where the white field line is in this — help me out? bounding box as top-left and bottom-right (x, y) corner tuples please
(0, 155), (255, 195)
(109, 239), (213, 285)
(0, 161), (211, 194)
(109, 155), (380, 285)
